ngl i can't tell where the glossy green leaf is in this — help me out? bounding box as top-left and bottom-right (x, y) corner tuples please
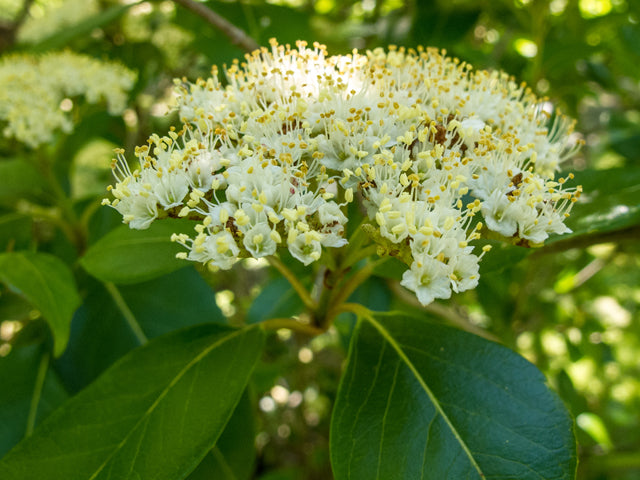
(56, 269), (224, 393)
(187, 391), (256, 480)
(120, 266), (225, 337)
(331, 312), (576, 480)
(557, 167), (640, 240)
(335, 276), (392, 351)
(0, 252), (81, 356)
(0, 323), (265, 480)
(478, 239), (532, 274)
(247, 277), (306, 324)
(80, 219), (197, 284)
(0, 345), (68, 458)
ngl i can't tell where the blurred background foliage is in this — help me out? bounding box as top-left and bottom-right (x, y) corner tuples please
(0, 0), (638, 479)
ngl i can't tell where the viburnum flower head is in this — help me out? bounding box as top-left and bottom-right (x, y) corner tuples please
(104, 39), (582, 306)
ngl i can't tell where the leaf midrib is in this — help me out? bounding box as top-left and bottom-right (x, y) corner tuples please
(363, 314), (485, 479)
(87, 326), (253, 480)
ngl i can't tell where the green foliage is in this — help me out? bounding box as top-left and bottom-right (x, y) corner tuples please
(0, 252), (80, 356)
(81, 219), (199, 284)
(0, 324), (265, 480)
(332, 312), (576, 479)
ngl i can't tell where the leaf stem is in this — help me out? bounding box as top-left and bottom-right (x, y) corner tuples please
(36, 152), (87, 253)
(26, 349), (49, 437)
(266, 256), (317, 311)
(171, 0), (259, 52)
(104, 282), (148, 344)
(334, 302), (372, 319)
(260, 317), (325, 336)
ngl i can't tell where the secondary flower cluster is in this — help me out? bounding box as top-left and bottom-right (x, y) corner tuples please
(0, 51), (135, 148)
(105, 40), (581, 305)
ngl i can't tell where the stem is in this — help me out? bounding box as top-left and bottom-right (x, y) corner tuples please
(0, 0), (35, 52)
(537, 226), (640, 255)
(266, 256), (317, 311)
(104, 282), (148, 344)
(172, 0), (259, 52)
(36, 153), (87, 253)
(334, 302), (372, 319)
(260, 317), (325, 336)
(329, 256), (388, 312)
(26, 349), (49, 436)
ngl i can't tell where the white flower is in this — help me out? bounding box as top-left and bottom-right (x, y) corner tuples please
(288, 230), (323, 265)
(449, 254), (480, 293)
(481, 190), (523, 238)
(401, 255), (452, 306)
(243, 223), (277, 258)
(189, 231), (239, 270)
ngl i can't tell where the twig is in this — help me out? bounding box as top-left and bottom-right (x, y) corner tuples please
(172, 0), (259, 53)
(0, 0), (35, 52)
(260, 317), (324, 336)
(266, 256), (317, 311)
(537, 225), (640, 255)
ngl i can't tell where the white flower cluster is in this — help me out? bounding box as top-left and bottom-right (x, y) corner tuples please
(0, 51), (136, 148)
(105, 40), (581, 306)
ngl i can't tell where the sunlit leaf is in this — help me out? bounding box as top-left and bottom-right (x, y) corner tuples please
(26, 2), (141, 53)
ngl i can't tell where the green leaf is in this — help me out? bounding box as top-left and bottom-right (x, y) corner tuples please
(187, 391), (256, 480)
(331, 312), (576, 480)
(0, 214), (32, 251)
(0, 323), (265, 480)
(0, 159), (49, 206)
(0, 252), (81, 356)
(80, 219), (197, 284)
(558, 167), (640, 240)
(335, 276), (392, 351)
(247, 277), (306, 324)
(56, 269), (224, 393)
(477, 239), (532, 275)
(0, 345), (68, 458)
(120, 267), (225, 337)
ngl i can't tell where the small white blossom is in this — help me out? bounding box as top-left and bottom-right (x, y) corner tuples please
(401, 255), (452, 306)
